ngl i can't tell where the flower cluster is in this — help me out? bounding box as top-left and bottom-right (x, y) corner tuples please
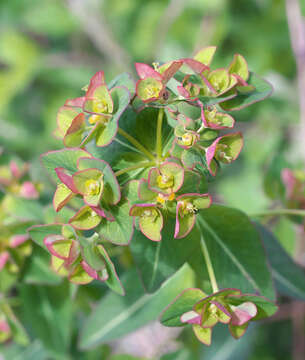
(48, 46), (251, 244)
(160, 287), (278, 345)
(31, 46), (275, 346)
(52, 152), (120, 230)
(54, 71), (130, 148)
(37, 224), (123, 292)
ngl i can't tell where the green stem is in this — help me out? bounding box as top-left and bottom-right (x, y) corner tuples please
(250, 209), (305, 217)
(156, 108), (164, 161)
(200, 236), (219, 293)
(117, 127), (155, 161)
(115, 161), (155, 177)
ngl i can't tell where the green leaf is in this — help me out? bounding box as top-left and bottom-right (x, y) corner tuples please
(1, 305), (29, 346)
(220, 72), (273, 111)
(79, 264), (195, 349)
(78, 235), (107, 272)
(130, 219), (204, 293)
(97, 245), (125, 296)
(19, 283), (73, 358)
(2, 195), (44, 222)
(108, 72), (136, 95)
(119, 107), (172, 155)
(201, 323), (256, 360)
(160, 288), (206, 327)
(99, 200), (134, 245)
(0, 340), (49, 360)
(196, 92), (237, 107)
(28, 224), (62, 249)
(41, 148), (90, 183)
(110, 355), (145, 360)
(23, 246), (62, 285)
(197, 205), (275, 300)
(161, 349), (193, 360)
(255, 223), (305, 301)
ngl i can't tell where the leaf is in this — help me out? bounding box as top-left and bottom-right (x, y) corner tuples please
(108, 72), (136, 95)
(160, 288), (206, 327)
(0, 340), (49, 360)
(2, 195), (44, 222)
(119, 107), (172, 155)
(19, 283), (73, 358)
(41, 148), (90, 183)
(219, 72), (273, 111)
(97, 245), (125, 296)
(196, 92), (237, 107)
(99, 200), (134, 245)
(201, 323), (256, 360)
(197, 205), (275, 300)
(2, 305), (29, 346)
(28, 224), (62, 249)
(78, 235), (107, 271)
(161, 349), (193, 360)
(22, 246), (62, 285)
(79, 264), (195, 349)
(255, 223), (305, 301)
(130, 219), (205, 293)
(110, 355), (145, 360)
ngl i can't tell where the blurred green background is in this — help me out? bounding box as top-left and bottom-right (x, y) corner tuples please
(0, 0), (303, 359)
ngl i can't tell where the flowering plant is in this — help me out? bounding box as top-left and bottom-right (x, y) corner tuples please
(3, 46), (305, 355)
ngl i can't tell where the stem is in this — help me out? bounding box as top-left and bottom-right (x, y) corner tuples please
(117, 127), (155, 161)
(200, 236), (219, 293)
(156, 108), (164, 161)
(250, 209), (305, 217)
(115, 161), (155, 177)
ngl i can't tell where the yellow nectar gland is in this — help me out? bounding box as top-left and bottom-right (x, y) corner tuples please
(85, 179), (101, 196)
(157, 174), (174, 190)
(88, 114), (109, 125)
(93, 99), (109, 114)
(181, 133), (194, 147)
(157, 192), (175, 204)
(144, 85), (161, 99)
